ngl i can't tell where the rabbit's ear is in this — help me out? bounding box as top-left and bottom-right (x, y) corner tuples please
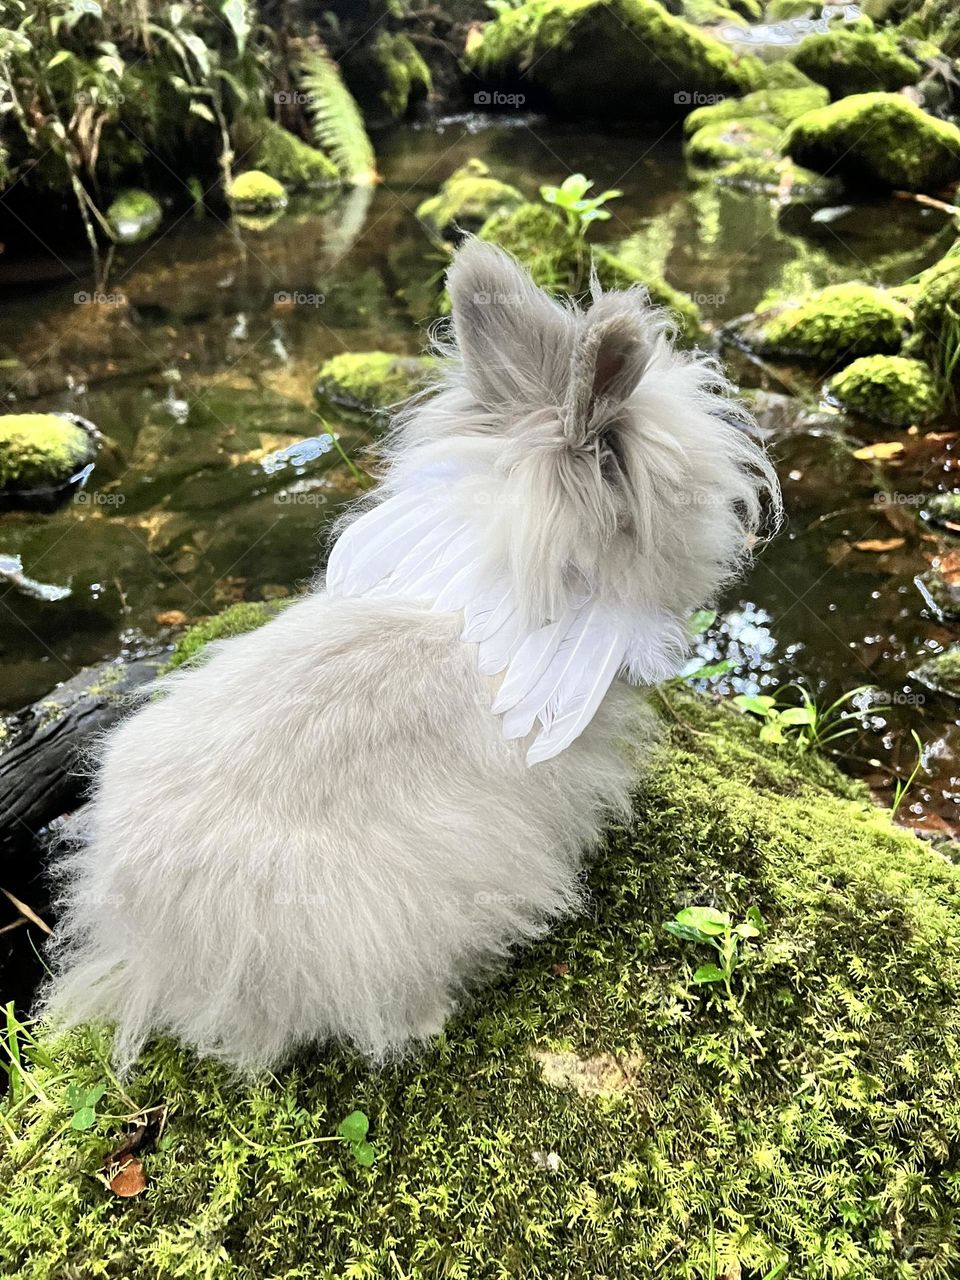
(446, 238), (574, 411)
(563, 300), (653, 442)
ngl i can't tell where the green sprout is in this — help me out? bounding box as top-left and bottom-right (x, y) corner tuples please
(664, 905), (764, 1000)
(539, 173), (622, 238)
(67, 1082), (107, 1131)
(731, 684), (871, 752)
(337, 1109), (376, 1167)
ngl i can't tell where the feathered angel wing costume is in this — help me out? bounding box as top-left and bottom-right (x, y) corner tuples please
(325, 468), (687, 764)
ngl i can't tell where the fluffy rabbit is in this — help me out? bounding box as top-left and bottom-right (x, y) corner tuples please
(43, 238), (778, 1071)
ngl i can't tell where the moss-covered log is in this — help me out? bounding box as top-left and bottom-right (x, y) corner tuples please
(3, 657), (960, 1275)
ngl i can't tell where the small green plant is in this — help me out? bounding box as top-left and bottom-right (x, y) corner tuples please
(891, 728), (925, 820)
(674, 608), (735, 683)
(731, 684), (871, 752)
(539, 173), (622, 238)
(337, 1109), (376, 1167)
(66, 1081), (107, 1131)
(484, 0), (523, 14)
(663, 905), (764, 1000)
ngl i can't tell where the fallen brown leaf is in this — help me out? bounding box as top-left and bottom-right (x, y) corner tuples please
(154, 609), (188, 626)
(853, 441), (904, 461)
(853, 538), (906, 553)
(109, 1157), (147, 1198)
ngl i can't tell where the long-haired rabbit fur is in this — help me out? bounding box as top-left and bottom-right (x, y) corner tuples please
(42, 239), (779, 1071)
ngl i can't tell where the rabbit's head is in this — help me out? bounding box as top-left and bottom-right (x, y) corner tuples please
(389, 238), (780, 628)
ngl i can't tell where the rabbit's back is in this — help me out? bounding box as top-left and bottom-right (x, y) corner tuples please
(46, 592), (645, 1068)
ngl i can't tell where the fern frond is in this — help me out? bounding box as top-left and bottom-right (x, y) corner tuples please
(297, 45), (378, 188)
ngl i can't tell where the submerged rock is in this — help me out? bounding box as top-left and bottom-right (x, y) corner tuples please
(825, 355), (941, 428)
(244, 119), (339, 191)
(466, 0), (762, 117)
(921, 490), (960, 535)
(416, 159), (524, 243)
(106, 189), (162, 244)
(315, 351), (438, 413)
(912, 644), (960, 698)
(0, 412), (98, 506)
(792, 25), (924, 98)
(685, 117), (783, 168)
(786, 92), (960, 192)
(916, 562), (960, 622)
(227, 169), (288, 213)
(682, 83), (828, 136)
(730, 282), (913, 363)
(4, 677), (960, 1276)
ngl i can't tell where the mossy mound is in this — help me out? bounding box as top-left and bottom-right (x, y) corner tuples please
(0, 412), (97, 500)
(682, 84), (828, 138)
(681, 0), (747, 28)
(371, 30), (432, 119)
(416, 159), (524, 243)
(911, 255), (960, 371)
(733, 282), (913, 363)
(247, 120), (339, 191)
(477, 203), (703, 339)
(315, 351), (438, 413)
(226, 169), (288, 212)
(825, 354), (941, 427)
(792, 27), (924, 98)
(106, 189), (162, 245)
(713, 154), (839, 196)
(5, 689), (960, 1276)
(786, 92), (960, 192)
(685, 117), (784, 168)
(912, 643), (960, 698)
(466, 0), (762, 117)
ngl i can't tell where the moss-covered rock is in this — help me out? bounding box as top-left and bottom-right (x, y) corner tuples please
(5, 684), (960, 1276)
(912, 643), (960, 698)
(786, 92), (960, 192)
(0, 412), (97, 500)
(371, 30), (432, 118)
(685, 117), (784, 168)
(911, 255), (960, 372)
(246, 119), (339, 191)
(713, 154), (839, 196)
(792, 27), (924, 98)
(682, 84), (829, 137)
(825, 354), (941, 427)
(681, 0), (747, 28)
(315, 351), (438, 413)
(477, 202), (703, 339)
(106, 189), (162, 245)
(416, 159), (525, 243)
(733, 282), (913, 362)
(466, 0), (762, 117)
(163, 601), (289, 673)
(916, 563), (960, 622)
(226, 169), (288, 213)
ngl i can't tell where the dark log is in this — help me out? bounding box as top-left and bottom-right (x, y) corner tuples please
(0, 653), (165, 863)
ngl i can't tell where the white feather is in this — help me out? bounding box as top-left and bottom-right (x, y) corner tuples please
(490, 618), (568, 715)
(476, 608), (524, 676)
(525, 629), (627, 764)
(327, 493), (437, 597)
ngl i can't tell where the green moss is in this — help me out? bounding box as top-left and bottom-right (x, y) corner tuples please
(685, 117), (784, 168)
(756, 58), (820, 90)
(372, 30), (432, 118)
(740, 282), (913, 362)
(477, 202), (703, 339)
(911, 257), (960, 374)
(792, 27), (923, 98)
(912, 643), (960, 698)
(681, 0), (747, 28)
(0, 413), (95, 494)
(683, 84), (828, 138)
(163, 601), (288, 673)
(416, 159), (524, 243)
(5, 684), (960, 1276)
(226, 169), (288, 212)
(467, 0), (762, 117)
(315, 351), (438, 413)
(248, 119), (339, 191)
(105, 188), (162, 245)
(916, 564), (960, 621)
(786, 92), (960, 192)
(826, 354), (941, 427)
